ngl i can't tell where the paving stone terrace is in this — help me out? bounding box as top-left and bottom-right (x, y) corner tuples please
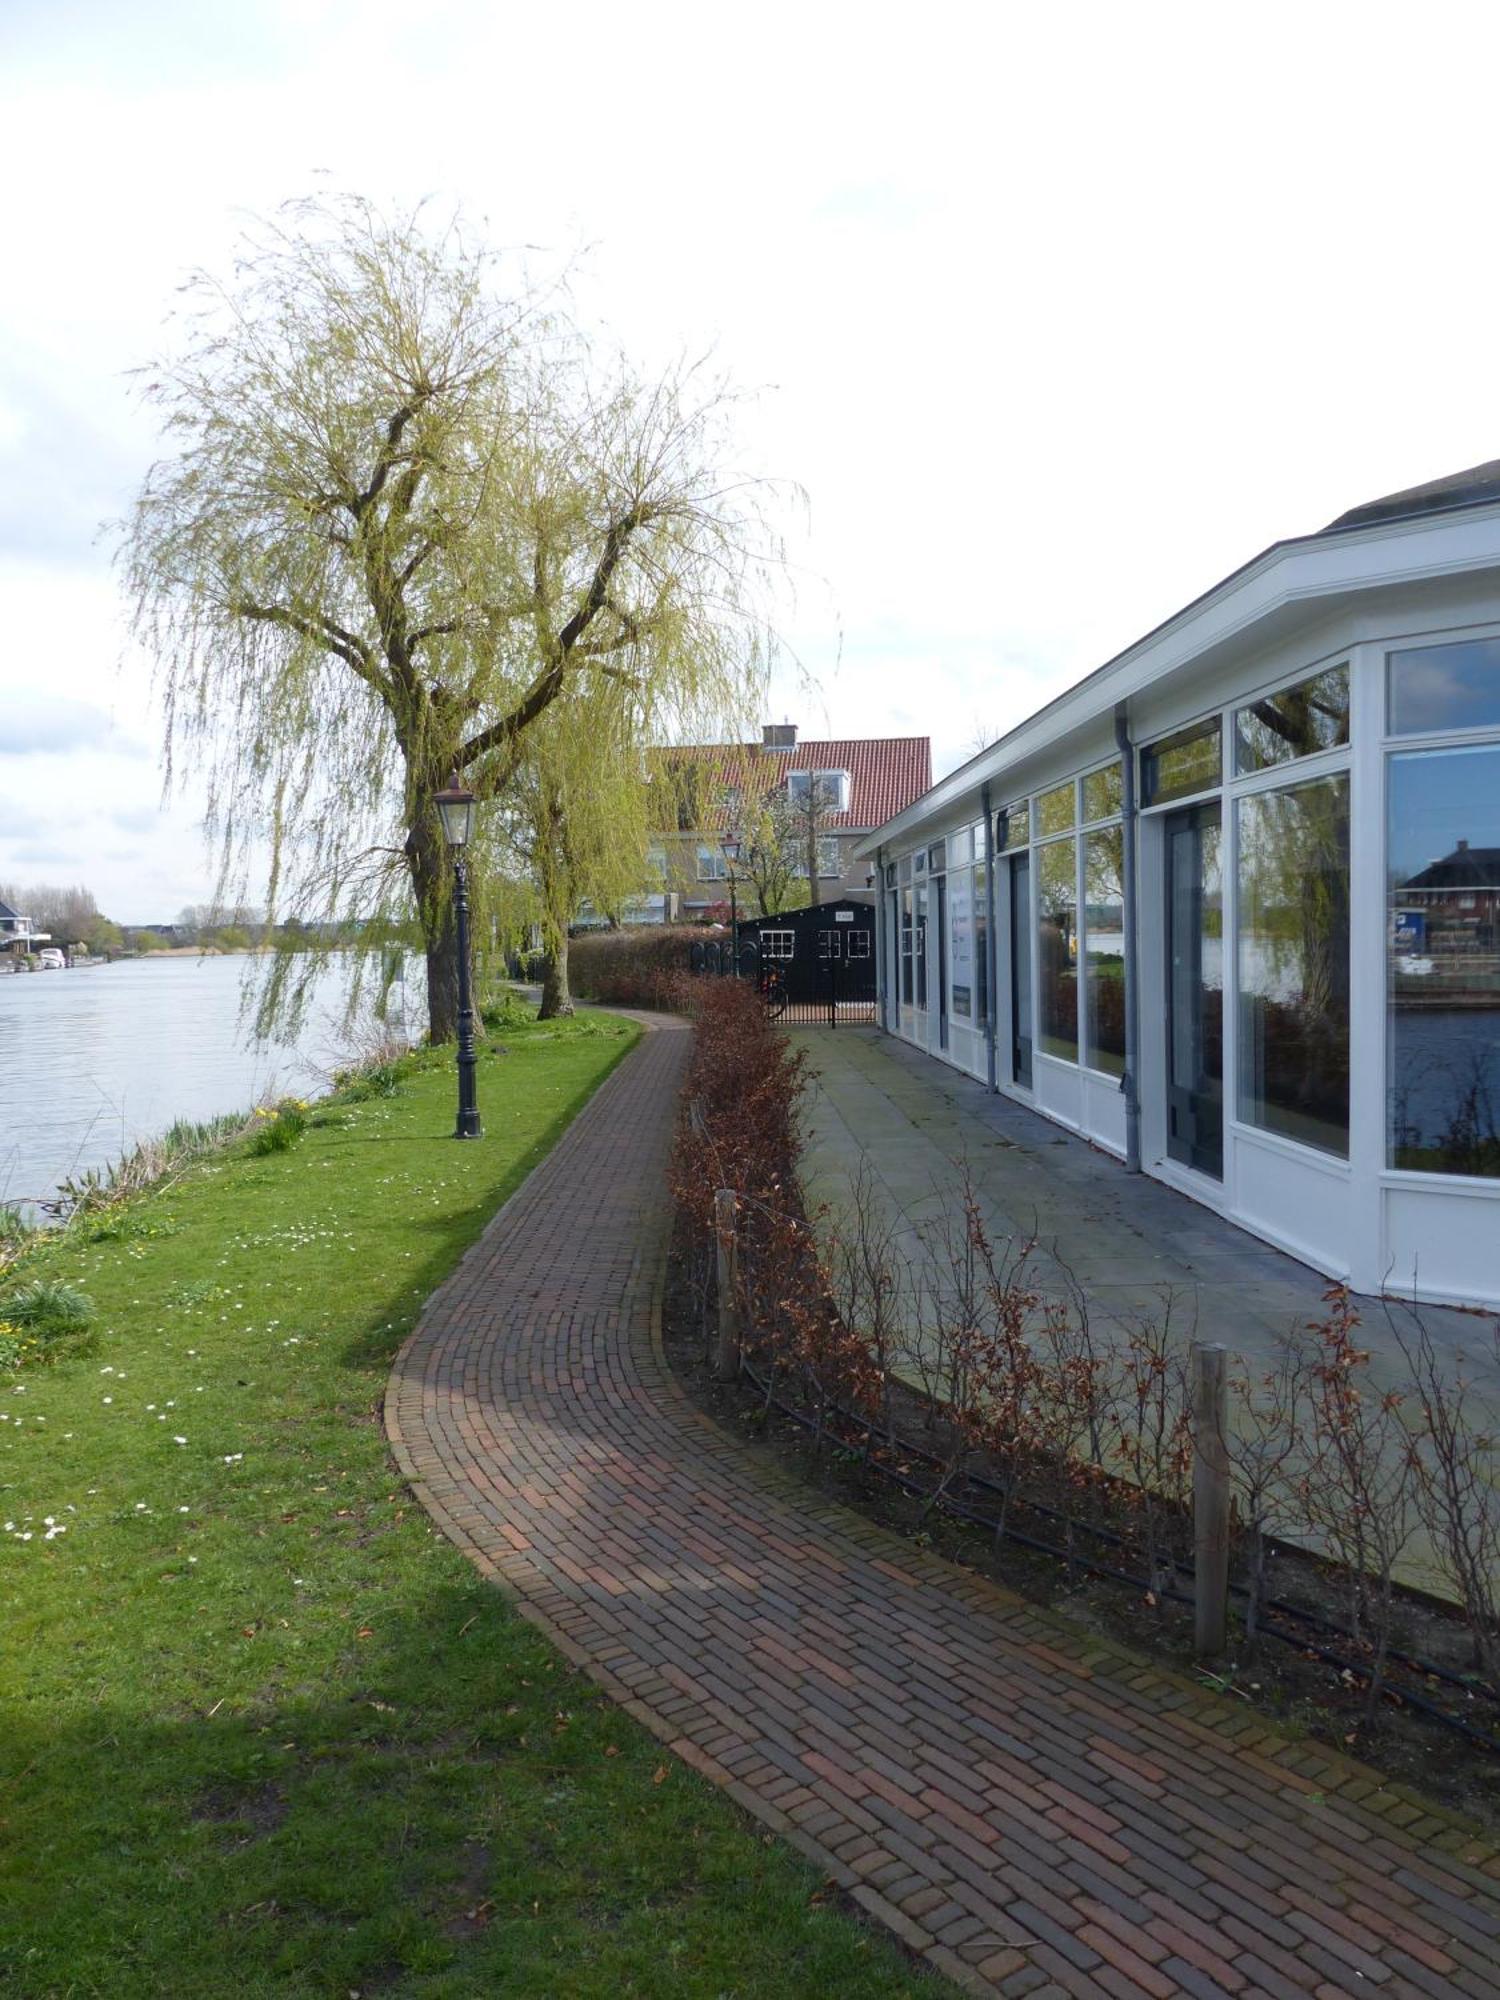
(795, 1028), (1495, 1401)
(387, 1013), (1500, 1998)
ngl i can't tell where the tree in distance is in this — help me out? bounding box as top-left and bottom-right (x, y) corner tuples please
(121, 195), (782, 1040)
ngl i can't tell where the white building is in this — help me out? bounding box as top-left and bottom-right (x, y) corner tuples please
(860, 460), (1500, 1312)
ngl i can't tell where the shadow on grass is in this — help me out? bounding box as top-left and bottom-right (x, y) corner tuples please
(1, 1577), (911, 2000)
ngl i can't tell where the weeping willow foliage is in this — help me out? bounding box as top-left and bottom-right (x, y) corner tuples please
(119, 195), (783, 1038)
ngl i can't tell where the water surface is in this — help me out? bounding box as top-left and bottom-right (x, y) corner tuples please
(0, 954), (420, 1211)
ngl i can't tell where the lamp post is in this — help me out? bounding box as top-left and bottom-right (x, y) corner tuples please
(434, 773), (482, 1140)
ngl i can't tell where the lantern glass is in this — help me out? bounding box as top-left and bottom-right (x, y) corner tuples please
(722, 836), (741, 863)
(435, 781), (476, 848)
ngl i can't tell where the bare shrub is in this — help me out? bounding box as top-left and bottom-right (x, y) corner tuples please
(1391, 1305), (1500, 1691)
(1297, 1287), (1421, 1715)
(1225, 1337), (1314, 1651)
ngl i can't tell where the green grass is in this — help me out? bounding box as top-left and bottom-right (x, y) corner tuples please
(0, 1015), (937, 1999)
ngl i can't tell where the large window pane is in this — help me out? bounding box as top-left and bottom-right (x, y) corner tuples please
(998, 800), (1030, 851)
(1142, 719), (1221, 806)
(1038, 837), (1078, 1061)
(1235, 664), (1350, 773)
(1084, 826), (1125, 1076)
(1236, 774), (1351, 1156)
(949, 867), (973, 1019)
(1389, 637), (1500, 735)
(901, 887), (913, 1005)
(1388, 744), (1500, 1176)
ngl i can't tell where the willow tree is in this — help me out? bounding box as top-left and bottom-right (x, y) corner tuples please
(493, 694), (654, 1017)
(121, 196), (777, 1040)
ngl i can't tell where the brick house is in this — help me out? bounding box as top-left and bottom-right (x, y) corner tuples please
(641, 724), (932, 921)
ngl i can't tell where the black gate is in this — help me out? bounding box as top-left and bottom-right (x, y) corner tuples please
(688, 899), (876, 1026)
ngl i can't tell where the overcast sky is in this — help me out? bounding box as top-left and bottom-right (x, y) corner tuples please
(3, 0), (1498, 920)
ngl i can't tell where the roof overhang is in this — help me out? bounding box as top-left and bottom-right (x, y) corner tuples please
(858, 498), (1500, 858)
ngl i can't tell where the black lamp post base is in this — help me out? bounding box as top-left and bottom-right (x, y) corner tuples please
(454, 1110), (482, 1140)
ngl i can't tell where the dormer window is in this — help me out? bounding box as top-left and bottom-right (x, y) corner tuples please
(786, 769), (850, 813)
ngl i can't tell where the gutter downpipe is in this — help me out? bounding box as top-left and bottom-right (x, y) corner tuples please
(1114, 700), (1141, 1172)
(981, 783), (998, 1091)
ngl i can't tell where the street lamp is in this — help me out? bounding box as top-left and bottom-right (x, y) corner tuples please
(434, 772), (482, 1140)
(722, 835), (741, 960)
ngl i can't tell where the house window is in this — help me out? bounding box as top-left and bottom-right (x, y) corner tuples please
(997, 801), (1030, 852)
(1142, 718), (1221, 806)
(1387, 742), (1500, 1177)
(696, 846), (727, 881)
(1236, 772), (1350, 1157)
(1389, 636), (1500, 735)
(1037, 782), (1075, 836)
(646, 845), (667, 876)
(1082, 763), (1123, 823)
(817, 837), (841, 876)
(1236, 664), (1350, 773)
(786, 769), (850, 811)
(761, 929), (795, 959)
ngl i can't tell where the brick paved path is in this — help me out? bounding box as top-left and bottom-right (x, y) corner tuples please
(387, 1017), (1500, 1999)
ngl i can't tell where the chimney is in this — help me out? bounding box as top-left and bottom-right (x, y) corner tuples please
(762, 722), (797, 750)
(1456, 838), (1470, 851)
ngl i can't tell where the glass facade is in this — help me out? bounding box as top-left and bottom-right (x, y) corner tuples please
(1236, 774), (1351, 1156)
(1038, 837), (1078, 1060)
(974, 862), (990, 1029)
(1083, 824), (1126, 1076)
(998, 801), (1030, 851)
(1235, 664), (1350, 773)
(1387, 742), (1500, 1177)
(1389, 637), (1500, 735)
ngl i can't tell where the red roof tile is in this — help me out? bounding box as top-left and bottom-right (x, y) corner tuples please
(660, 736), (931, 831)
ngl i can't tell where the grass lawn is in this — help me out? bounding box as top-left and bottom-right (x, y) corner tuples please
(0, 1014), (936, 1999)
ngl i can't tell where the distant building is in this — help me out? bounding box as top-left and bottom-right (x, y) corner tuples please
(0, 898), (48, 959)
(639, 724), (932, 922)
(1395, 840), (1500, 952)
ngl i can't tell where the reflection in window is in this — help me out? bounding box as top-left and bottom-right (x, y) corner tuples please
(998, 801), (1030, 851)
(1037, 782), (1076, 837)
(1083, 762), (1123, 822)
(949, 868), (973, 1019)
(1236, 665), (1350, 773)
(914, 884), (929, 1008)
(900, 889), (913, 1005)
(1389, 637), (1500, 736)
(1038, 838), (1078, 1060)
(974, 863), (990, 1028)
(1388, 744), (1500, 1177)
(1084, 826), (1125, 1076)
(1142, 719), (1221, 806)
(1236, 775), (1351, 1156)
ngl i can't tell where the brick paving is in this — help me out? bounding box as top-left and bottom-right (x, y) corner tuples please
(386, 1015), (1500, 1998)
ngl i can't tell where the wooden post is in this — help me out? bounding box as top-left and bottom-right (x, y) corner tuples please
(714, 1188), (741, 1381)
(1192, 1341), (1231, 1658)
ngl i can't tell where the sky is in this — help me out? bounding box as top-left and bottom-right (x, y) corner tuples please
(4, 0), (1500, 920)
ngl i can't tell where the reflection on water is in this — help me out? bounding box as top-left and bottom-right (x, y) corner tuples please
(0, 955), (420, 1210)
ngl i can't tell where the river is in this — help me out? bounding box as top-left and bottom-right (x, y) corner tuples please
(0, 953), (422, 1213)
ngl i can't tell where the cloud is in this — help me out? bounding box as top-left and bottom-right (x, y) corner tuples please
(0, 695), (147, 757)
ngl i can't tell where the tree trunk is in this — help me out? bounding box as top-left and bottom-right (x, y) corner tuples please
(407, 809), (464, 1044)
(539, 934), (574, 1018)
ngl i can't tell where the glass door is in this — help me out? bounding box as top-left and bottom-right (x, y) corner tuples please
(934, 873), (948, 1048)
(1165, 802), (1223, 1178)
(1009, 852), (1032, 1087)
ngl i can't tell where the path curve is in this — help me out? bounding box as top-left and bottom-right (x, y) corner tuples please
(387, 1016), (1500, 1999)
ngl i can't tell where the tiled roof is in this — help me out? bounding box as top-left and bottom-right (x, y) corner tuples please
(1402, 844), (1500, 891)
(662, 736), (931, 831)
